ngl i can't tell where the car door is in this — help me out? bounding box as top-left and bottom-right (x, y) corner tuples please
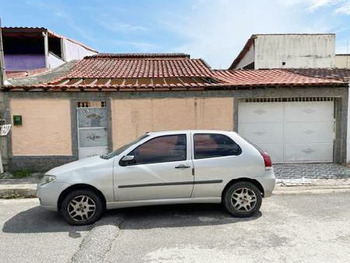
(191, 132), (243, 198)
(114, 133), (194, 201)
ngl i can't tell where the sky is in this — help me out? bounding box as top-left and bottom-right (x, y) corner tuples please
(1, 0), (350, 68)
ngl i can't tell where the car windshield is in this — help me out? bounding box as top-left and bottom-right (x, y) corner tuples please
(100, 134), (149, 159)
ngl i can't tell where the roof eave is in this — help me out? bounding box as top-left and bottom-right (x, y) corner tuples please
(3, 82), (345, 92)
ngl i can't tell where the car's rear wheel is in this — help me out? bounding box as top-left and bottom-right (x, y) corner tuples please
(223, 182), (262, 217)
(60, 189), (104, 225)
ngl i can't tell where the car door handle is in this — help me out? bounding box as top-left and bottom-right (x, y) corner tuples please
(175, 164), (191, 169)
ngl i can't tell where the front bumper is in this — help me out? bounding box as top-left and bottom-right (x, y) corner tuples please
(37, 182), (71, 211)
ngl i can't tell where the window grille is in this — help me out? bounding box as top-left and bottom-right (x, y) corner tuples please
(77, 101), (107, 108)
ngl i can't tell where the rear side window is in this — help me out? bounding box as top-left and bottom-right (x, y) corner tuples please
(194, 134), (241, 159)
(129, 134), (187, 165)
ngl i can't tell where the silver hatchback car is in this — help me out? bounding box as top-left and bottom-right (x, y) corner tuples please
(37, 130), (275, 225)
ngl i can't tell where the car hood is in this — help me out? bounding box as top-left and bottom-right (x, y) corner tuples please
(46, 156), (107, 175)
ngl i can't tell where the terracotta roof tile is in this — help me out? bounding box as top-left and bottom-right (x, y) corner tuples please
(89, 53), (190, 59)
(213, 69), (343, 86)
(285, 68), (350, 82)
(3, 54), (347, 92)
(66, 54), (213, 78)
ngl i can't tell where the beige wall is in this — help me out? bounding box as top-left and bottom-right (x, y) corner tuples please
(335, 55), (350, 68)
(112, 98), (234, 148)
(10, 99), (72, 156)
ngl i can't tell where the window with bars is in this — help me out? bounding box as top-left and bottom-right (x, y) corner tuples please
(77, 101), (107, 108)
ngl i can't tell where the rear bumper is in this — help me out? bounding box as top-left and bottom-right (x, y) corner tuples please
(257, 168), (276, 197)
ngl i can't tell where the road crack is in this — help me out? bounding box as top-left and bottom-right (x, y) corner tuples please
(71, 215), (124, 263)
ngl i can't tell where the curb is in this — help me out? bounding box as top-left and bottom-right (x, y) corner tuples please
(273, 185), (350, 195)
(0, 184), (37, 198)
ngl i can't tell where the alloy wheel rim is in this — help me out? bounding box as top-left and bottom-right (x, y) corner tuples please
(67, 195), (96, 222)
(231, 187), (257, 212)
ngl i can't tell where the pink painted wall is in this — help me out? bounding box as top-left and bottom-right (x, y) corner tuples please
(10, 99), (72, 156)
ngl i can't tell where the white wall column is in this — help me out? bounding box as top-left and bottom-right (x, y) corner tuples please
(347, 83), (350, 163)
(42, 31), (49, 69)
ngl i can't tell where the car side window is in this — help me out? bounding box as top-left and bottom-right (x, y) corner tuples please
(194, 134), (242, 159)
(128, 134), (187, 165)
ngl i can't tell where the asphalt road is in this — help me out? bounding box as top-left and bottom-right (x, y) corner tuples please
(0, 199), (93, 263)
(1, 193), (350, 263)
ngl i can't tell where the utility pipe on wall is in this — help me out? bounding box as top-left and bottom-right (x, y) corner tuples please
(347, 83), (350, 164)
(0, 18), (5, 173)
(0, 18), (5, 88)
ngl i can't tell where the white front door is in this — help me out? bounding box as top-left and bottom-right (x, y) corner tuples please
(77, 101), (108, 159)
(238, 100), (335, 163)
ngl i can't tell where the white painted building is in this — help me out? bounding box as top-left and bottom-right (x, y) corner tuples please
(230, 34), (335, 70)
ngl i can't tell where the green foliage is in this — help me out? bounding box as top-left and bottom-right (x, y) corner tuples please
(12, 169), (33, 178)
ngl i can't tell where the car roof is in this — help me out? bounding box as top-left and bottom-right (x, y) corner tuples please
(146, 130), (237, 136)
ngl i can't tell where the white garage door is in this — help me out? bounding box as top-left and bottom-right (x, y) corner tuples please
(238, 99), (335, 163)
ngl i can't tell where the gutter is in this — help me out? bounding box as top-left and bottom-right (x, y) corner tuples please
(0, 18), (5, 88)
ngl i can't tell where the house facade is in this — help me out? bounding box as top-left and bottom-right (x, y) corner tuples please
(284, 68), (350, 163)
(3, 53), (347, 171)
(0, 27), (97, 170)
(230, 33), (350, 163)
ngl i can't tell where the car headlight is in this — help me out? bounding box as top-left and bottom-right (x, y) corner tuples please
(40, 175), (56, 186)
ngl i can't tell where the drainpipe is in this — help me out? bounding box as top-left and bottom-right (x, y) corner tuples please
(347, 82), (350, 164)
(0, 18), (5, 88)
(0, 18), (5, 173)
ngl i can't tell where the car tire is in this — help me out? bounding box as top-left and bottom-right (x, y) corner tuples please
(223, 182), (262, 218)
(60, 189), (104, 225)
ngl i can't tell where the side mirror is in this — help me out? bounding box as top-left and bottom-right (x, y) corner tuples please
(119, 155), (135, 166)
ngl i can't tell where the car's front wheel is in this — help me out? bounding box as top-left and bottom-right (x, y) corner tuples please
(60, 189), (104, 225)
(223, 182), (262, 217)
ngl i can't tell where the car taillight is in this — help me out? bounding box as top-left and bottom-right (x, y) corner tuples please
(259, 150), (272, 168)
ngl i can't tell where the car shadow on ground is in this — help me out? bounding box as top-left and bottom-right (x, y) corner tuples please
(3, 203), (261, 234)
(2, 206), (93, 235)
(104, 203), (262, 230)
